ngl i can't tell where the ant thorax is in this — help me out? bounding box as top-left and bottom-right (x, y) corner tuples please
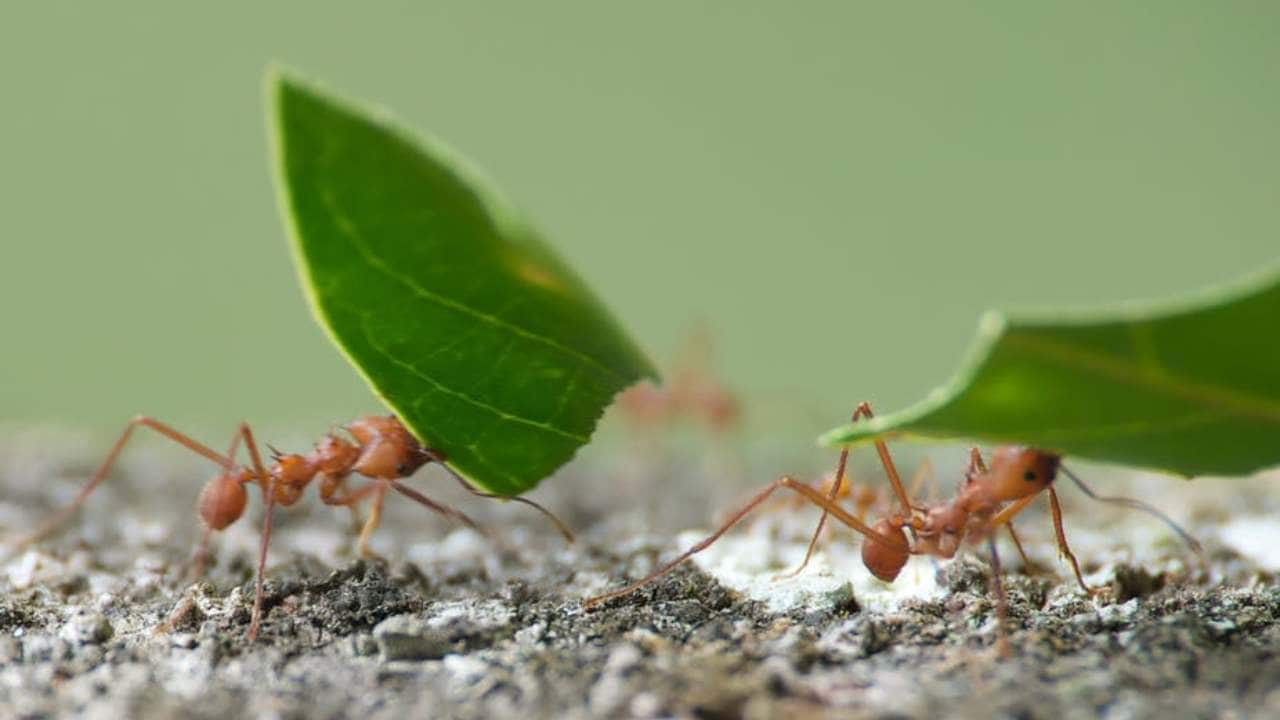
(913, 502), (972, 559)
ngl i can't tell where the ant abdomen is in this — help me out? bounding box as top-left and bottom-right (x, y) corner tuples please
(862, 518), (910, 582)
(197, 472), (248, 530)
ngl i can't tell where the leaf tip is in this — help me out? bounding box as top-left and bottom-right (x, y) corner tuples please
(815, 426), (845, 448)
(976, 309), (1008, 341)
(262, 61), (299, 103)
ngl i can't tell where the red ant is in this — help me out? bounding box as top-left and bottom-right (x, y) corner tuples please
(8, 414), (573, 641)
(585, 402), (1200, 652)
(616, 326), (740, 433)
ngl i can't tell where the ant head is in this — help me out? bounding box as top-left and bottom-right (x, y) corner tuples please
(985, 446), (1061, 502)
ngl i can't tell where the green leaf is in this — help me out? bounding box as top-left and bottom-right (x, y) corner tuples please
(267, 68), (657, 495)
(820, 268), (1280, 477)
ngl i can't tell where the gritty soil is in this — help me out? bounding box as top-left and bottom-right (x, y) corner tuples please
(0, 432), (1277, 719)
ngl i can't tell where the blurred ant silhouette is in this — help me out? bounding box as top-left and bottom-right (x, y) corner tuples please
(586, 402), (1201, 652)
(616, 325), (740, 434)
(9, 414), (572, 641)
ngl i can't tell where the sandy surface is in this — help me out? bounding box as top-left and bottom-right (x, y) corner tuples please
(0, 430), (1277, 719)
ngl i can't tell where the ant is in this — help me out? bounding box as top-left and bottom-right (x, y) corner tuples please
(7, 414), (574, 641)
(585, 402), (1201, 652)
(616, 326), (740, 434)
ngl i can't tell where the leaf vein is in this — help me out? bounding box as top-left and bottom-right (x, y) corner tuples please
(1006, 332), (1280, 424)
(318, 187), (626, 385)
(352, 309), (591, 443)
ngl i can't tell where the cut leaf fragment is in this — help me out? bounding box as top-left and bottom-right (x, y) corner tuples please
(268, 68), (656, 495)
(820, 267), (1280, 477)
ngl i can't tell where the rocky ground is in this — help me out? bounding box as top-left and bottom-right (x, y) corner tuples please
(0, 429), (1277, 719)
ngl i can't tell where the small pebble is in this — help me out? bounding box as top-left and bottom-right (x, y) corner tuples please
(373, 615), (452, 661)
(59, 611), (114, 645)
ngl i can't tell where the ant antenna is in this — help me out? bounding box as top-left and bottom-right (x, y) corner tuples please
(1060, 466), (1202, 554)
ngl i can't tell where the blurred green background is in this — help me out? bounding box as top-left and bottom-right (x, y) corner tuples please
(2, 2), (1277, 452)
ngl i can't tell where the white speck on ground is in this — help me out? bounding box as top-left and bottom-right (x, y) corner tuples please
(680, 526), (945, 614)
(1219, 516), (1280, 571)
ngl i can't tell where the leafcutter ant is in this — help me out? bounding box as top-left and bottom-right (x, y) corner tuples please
(616, 326), (740, 434)
(8, 414), (573, 640)
(585, 402), (1201, 652)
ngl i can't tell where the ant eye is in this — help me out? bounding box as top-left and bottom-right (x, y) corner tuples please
(1023, 470), (1037, 482)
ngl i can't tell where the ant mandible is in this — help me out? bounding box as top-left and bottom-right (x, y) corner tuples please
(585, 402), (1200, 651)
(9, 414), (574, 641)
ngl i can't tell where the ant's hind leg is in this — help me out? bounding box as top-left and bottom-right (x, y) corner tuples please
(10, 416), (235, 553)
(776, 445), (852, 580)
(586, 478), (796, 608)
(584, 475), (910, 609)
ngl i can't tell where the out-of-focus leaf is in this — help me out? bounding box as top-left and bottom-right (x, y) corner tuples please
(820, 268), (1280, 477)
(268, 68), (656, 495)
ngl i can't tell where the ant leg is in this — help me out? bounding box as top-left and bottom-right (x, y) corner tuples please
(10, 417), (234, 552)
(584, 475), (909, 608)
(321, 480), (388, 560)
(228, 422), (275, 643)
(860, 409), (916, 515)
(316, 473), (367, 533)
(986, 494), (1042, 575)
(319, 479), (381, 508)
(986, 537), (1011, 657)
(419, 449), (574, 544)
(1046, 487), (1100, 596)
(1005, 523), (1035, 572)
(780, 403), (876, 578)
(987, 494), (1038, 529)
(187, 527), (214, 583)
(355, 483), (389, 559)
(335, 477), (365, 533)
(776, 446), (852, 579)
(324, 477), (490, 540)
(968, 447), (989, 475)
(909, 457), (936, 503)
(184, 426), (255, 584)
(387, 480), (489, 536)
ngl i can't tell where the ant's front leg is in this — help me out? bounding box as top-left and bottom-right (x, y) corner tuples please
(1046, 487), (1105, 597)
(966, 447), (988, 479)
